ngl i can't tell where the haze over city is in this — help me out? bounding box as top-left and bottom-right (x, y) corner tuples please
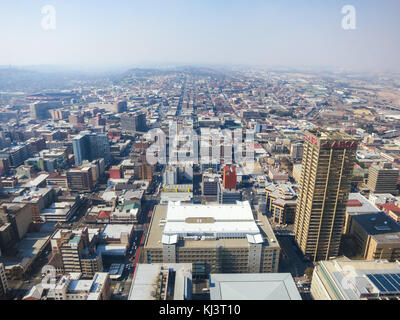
(0, 0), (400, 72)
(1, 0), (400, 311)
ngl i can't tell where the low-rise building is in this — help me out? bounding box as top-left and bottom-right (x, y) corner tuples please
(209, 273), (301, 300)
(311, 257), (400, 300)
(40, 200), (80, 223)
(344, 193), (382, 234)
(128, 263), (192, 300)
(346, 212), (400, 261)
(23, 272), (111, 300)
(265, 183), (298, 224)
(12, 187), (57, 223)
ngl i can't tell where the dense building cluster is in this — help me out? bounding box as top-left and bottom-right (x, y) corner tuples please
(0, 67), (399, 300)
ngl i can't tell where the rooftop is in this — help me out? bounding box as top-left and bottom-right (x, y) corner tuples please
(145, 202), (278, 249)
(352, 212), (400, 243)
(163, 201), (259, 237)
(100, 224), (133, 240)
(128, 263), (192, 300)
(319, 257), (400, 299)
(209, 273), (301, 300)
(346, 193), (381, 215)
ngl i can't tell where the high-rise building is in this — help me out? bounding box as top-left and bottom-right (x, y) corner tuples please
(222, 165), (237, 189)
(50, 109), (68, 120)
(72, 133), (111, 166)
(51, 228), (103, 278)
(30, 102), (61, 119)
(0, 144), (31, 167)
(72, 134), (88, 166)
(115, 100), (128, 113)
(294, 130), (358, 262)
(121, 112), (147, 133)
(290, 143), (304, 160)
(67, 167), (94, 192)
(69, 113), (84, 125)
(139, 162), (153, 181)
(367, 162), (399, 195)
(136, 153), (153, 181)
(135, 112), (147, 132)
(163, 166), (178, 185)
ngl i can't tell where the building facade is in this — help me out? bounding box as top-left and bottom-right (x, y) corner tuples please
(294, 130), (358, 262)
(311, 257), (400, 300)
(367, 162), (399, 195)
(72, 133), (111, 166)
(143, 201), (280, 276)
(0, 263), (8, 299)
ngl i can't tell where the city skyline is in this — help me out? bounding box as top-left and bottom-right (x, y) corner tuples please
(1, 0), (400, 306)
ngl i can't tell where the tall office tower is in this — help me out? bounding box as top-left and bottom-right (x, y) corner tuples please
(138, 153), (153, 181)
(88, 134), (111, 165)
(72, 133), (111, 166)
(30, 102), (61, 119)
(67, 167), (94, 192)
(72, 134), (89, 166)
(69, 112), (84, 125)
(0, 144), (31, 167)
(120, 113), (136, 133)
(222, 165), (237, 189)
(367, 162), (399, 195)
(0, 263), (8, 299)
(163, 166), (178, 185)
(121, 112), (147, 133)
(50, 109), (68, 120)
(115, 100), (128, 113)
(294, 130), (358, 262)
(135, 112), (147, 132)
(290, 143), (304, 160)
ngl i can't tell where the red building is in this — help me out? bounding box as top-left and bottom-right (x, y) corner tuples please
(108, 129), (121, 140)
(109, 166), (122, 179)
(223, 165), (237, 189)
(378, 203), (400, 223)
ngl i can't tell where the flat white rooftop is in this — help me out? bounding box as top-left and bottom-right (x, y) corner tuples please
(209, 273), (302, 300)
(163, 201), (260, 237)
(100, 224), (133, 240)
(128, 263), (192, 300)
(347, 193), (381, 214)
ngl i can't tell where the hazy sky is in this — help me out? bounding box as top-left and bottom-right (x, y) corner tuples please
(1, 0), (399, 71)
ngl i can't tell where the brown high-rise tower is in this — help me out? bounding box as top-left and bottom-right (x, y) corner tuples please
(294, 130), (358, 262)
